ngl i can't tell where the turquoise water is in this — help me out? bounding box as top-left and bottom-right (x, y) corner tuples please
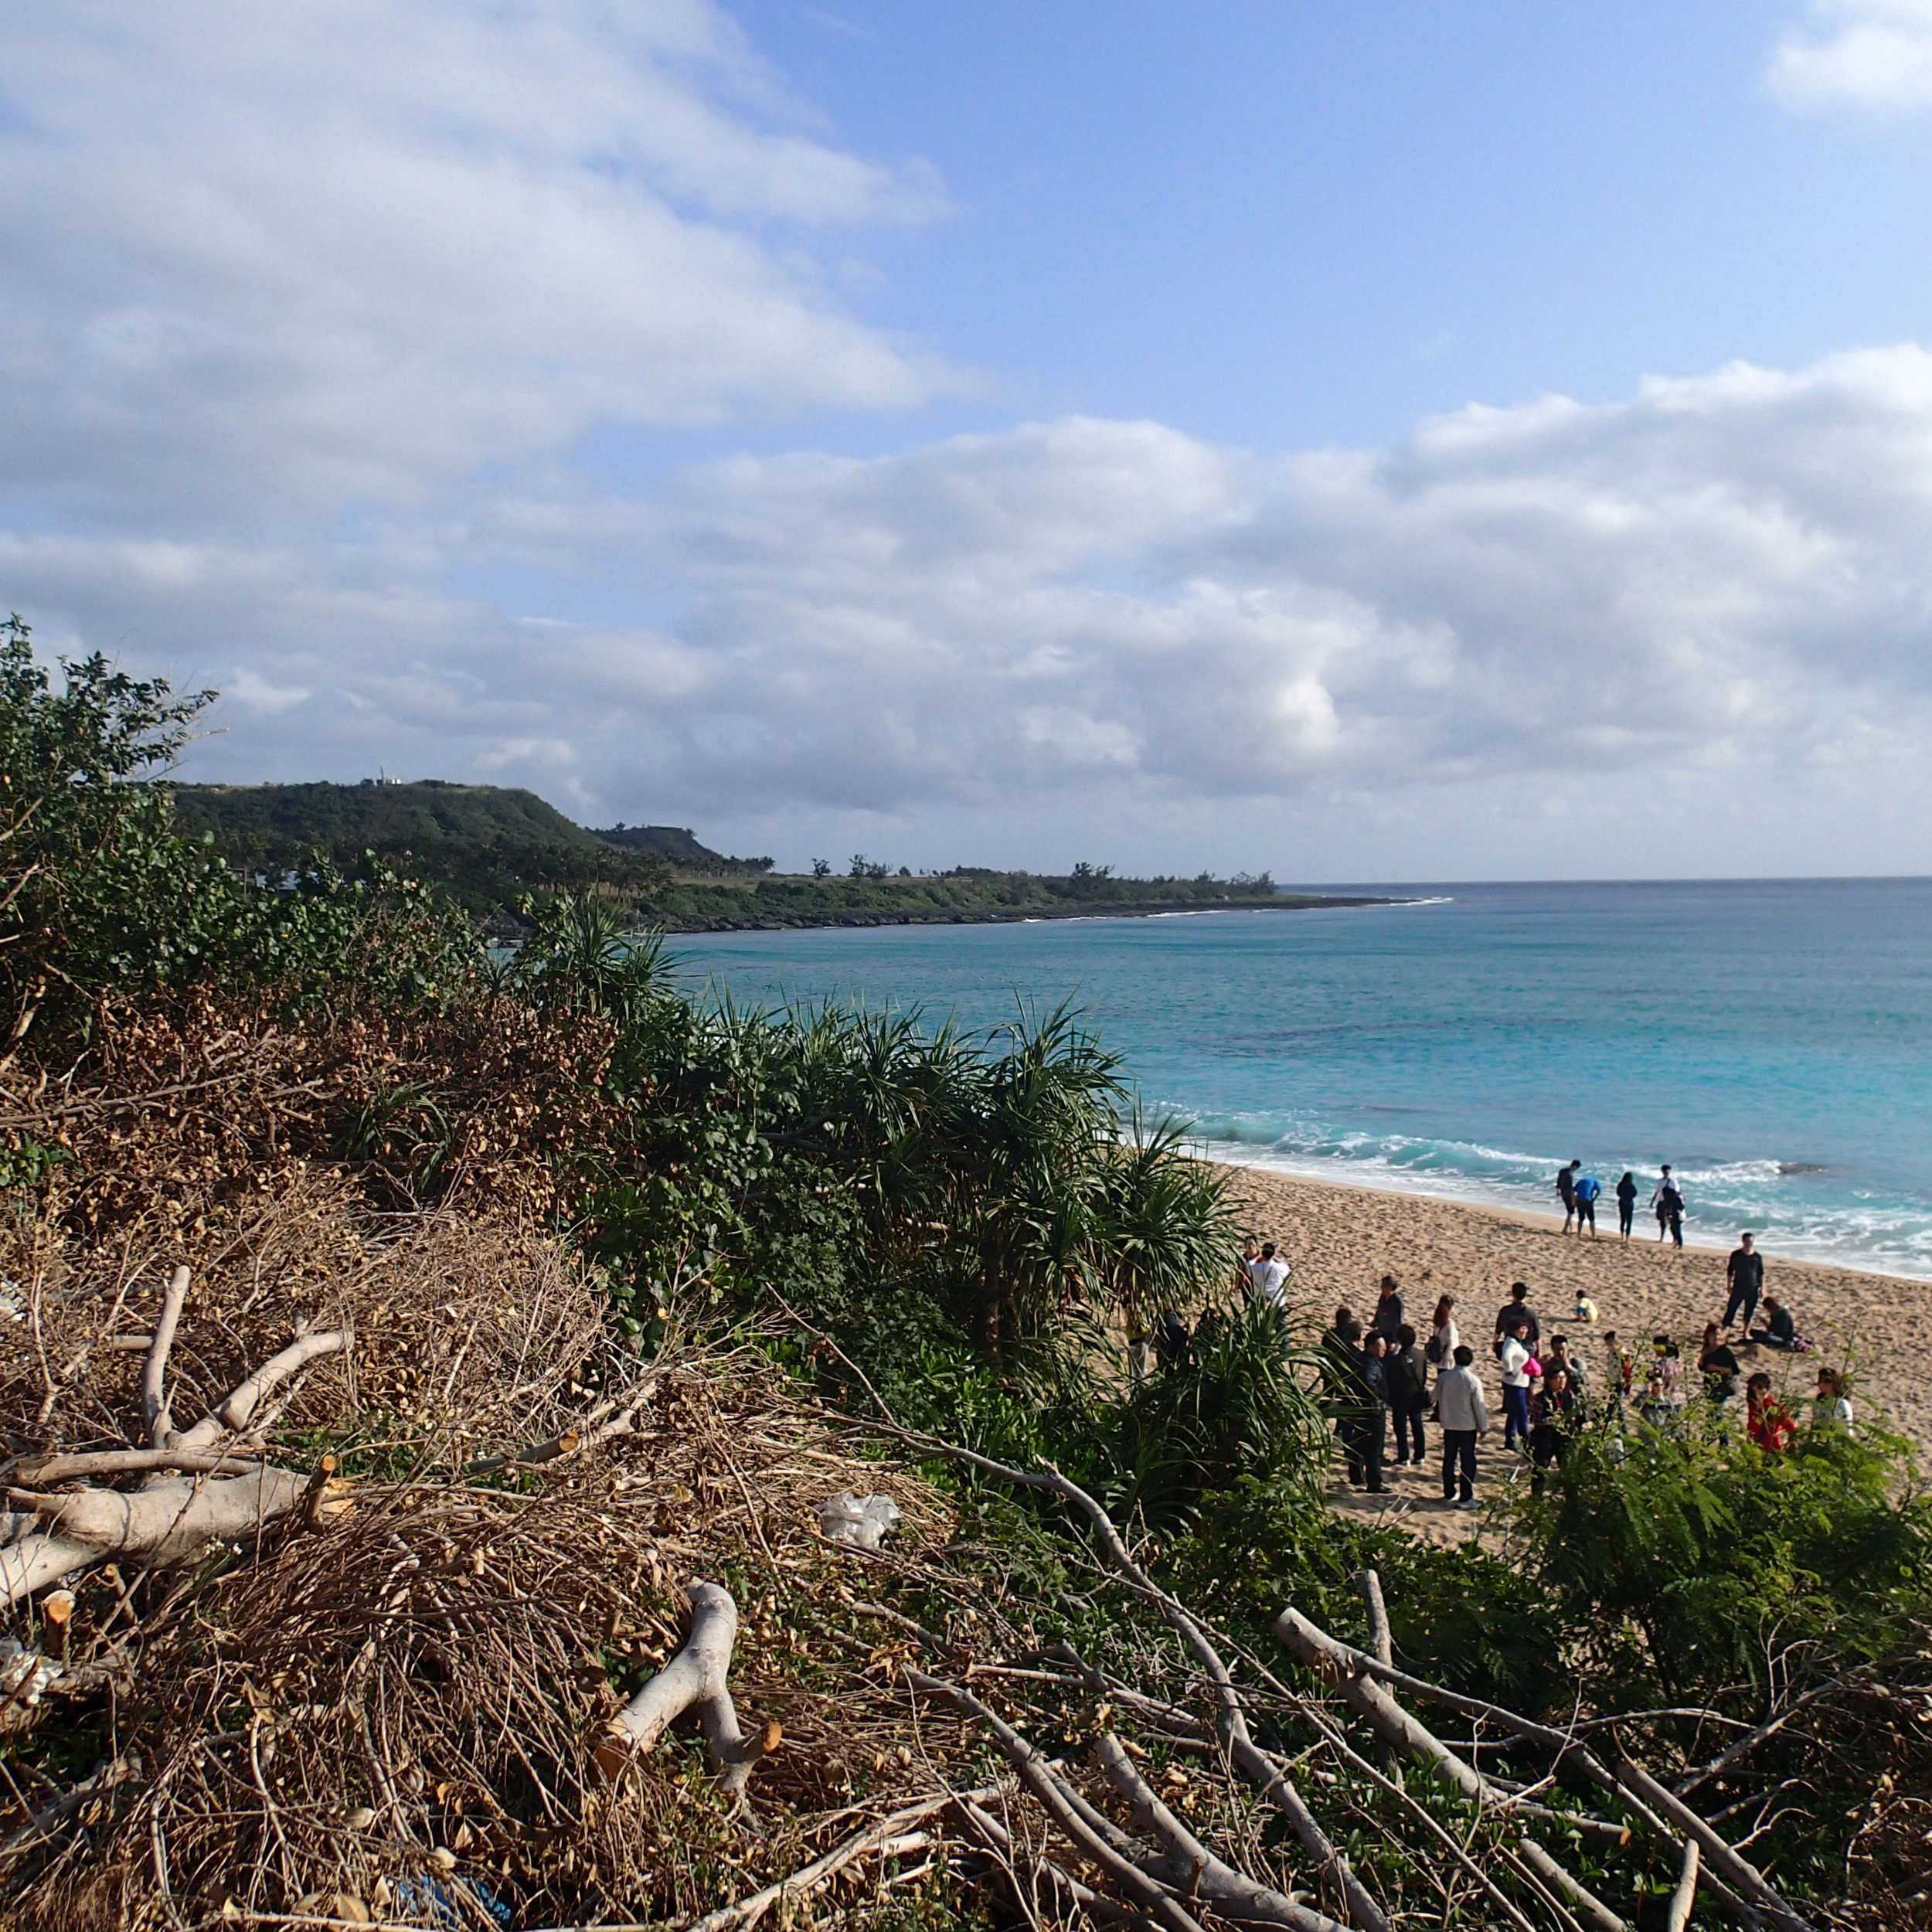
(668, 879), (1932, 1281)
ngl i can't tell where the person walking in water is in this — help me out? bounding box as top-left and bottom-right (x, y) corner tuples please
(1615, 1170), (1638, 1242)
(1572, 1168), (1602, 1239)
(1723, 1232), (1764, 1334)
(1556, 1160), (1580, 1233)
(1652, 1166), (1684, 1247)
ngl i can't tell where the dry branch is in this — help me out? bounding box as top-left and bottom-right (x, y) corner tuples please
(1519, 1839), (1627, 1932)
(14, 1449), (263, 1485)
(140, 1265), (190, 1448)
(1665, 1838), (1699, 1932)
(596, 1577), (765, 1796)
(1092, 1732), (1352, 1932)
(174, 1329), (349, 1451)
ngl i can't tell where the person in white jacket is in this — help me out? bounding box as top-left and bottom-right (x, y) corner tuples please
(1435, 1345), (1490, 1510)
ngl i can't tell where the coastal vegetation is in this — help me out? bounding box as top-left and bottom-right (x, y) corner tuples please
(2, 619), (1927, 1927)
(170, 777), (1349, 928)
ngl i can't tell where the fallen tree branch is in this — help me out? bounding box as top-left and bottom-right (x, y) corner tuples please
(175, 1329), (350, 1451)
(883, 1426), (1387, 1932)
(1267, 1611), (1810, 1932)
(905, 1666), (1212, 1932)
(19, 1468), (310, 1559)
(1665, 1838), (1699, 1932)
(1519, 1838), (1626, 1932)
(141, 1265), (191, 1448)
(1092, 1731), (1352, 1932)
(595, 1577), (768, 1796)
(14, 1448), (263, 1485)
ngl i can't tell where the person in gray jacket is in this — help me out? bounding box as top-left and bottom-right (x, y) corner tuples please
(1435, 1344), (1491, 1511)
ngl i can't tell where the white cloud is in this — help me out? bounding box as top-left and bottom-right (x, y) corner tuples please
(1767, 1), (1932, 114)
(0, 2), (955, 524)
(15, 348), (1932, 875)
(9, 7), (1932, 876)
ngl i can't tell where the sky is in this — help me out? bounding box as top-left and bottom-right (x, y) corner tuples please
(5, 1), (1932, 880)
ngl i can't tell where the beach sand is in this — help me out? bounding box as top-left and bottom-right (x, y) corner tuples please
(1214, 1162), (1930, 1551)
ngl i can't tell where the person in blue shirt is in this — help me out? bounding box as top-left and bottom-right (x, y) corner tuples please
(1572, 1170), (1602, 1239)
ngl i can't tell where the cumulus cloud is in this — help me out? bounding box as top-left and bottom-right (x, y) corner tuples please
(1767, 1), (1932, 114)
(0, 1), (954, 525)
(9, 6), (1932, 875)
(15, 348), (1932, 870)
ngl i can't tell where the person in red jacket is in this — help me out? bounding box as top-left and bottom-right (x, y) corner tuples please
(1746, 1372), (1796, 1454)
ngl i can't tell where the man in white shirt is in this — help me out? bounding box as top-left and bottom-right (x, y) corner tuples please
(1435, 1344), (1490, 1509)
(1246, 1241), (1290, 1310)
(1499, 1318), (1533, 1451)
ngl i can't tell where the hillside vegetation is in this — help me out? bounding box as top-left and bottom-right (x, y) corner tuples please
(172, 778), (1367, 928)
(3, 617), (1926, 1929)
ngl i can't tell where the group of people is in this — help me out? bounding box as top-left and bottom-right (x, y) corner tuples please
(1556, 1160), (1689, 1247)
(1277, 1234), (1852, 1513)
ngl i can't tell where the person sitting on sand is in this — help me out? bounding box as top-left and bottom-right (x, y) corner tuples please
(1573, 1288), (1599, 1324)
(1371, 1274), (1403, 1340)
(1493, 1282), (1540, 1358)
(1387, 1323), (1429, 1466)
(1746, 1371), (1796, 1453)
(1436, 1344), (1489, 1510)
(1697, 1321), (1742, 1403)
(1750, 1296), (1808, 1352)
(1615, 1170), (1638, 1241)
(1812, 1366), (1853, 1430)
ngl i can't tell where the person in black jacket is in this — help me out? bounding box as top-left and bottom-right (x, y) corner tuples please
(1349, 1330), (1390, 1495)
(1723, 1233), (1764, 1333)
(1386, 1322), (1429, 1465)
(1615, 1170), (1638, 1241)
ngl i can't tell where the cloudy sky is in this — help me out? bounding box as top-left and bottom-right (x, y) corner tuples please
(5, 1), (1932, 879)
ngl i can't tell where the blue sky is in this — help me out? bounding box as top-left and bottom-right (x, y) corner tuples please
(6, 2), (1932, 878)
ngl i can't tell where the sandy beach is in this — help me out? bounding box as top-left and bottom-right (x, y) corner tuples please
(1215, 1162), (1930, 1549)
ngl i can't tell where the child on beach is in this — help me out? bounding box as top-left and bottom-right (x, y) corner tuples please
(1747, 1372), (1797, 1453)
(1813, 1366), (1853, 1430)
(1603, 1330), (1634, 1400)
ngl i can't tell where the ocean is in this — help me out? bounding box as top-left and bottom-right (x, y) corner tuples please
(667, 879), (1932, 1282)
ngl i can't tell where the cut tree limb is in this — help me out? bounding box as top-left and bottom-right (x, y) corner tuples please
(141, 1265), (191, 1448)
(1519, 1838), (1627, 1932)
(22, 1468), (310, 1560)
(1092, 1732), (1352, 1932)
(15, 1448), (263, 1485)
(175, 1329), (350, 1451)
(1665, 1839), (1699, 1932)
(597, 1577), (765, 1795)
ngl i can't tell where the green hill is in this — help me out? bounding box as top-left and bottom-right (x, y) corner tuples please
(171, 779), (1379, 928)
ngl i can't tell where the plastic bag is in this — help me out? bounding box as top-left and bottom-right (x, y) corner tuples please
(817, 1492), (902, 1550)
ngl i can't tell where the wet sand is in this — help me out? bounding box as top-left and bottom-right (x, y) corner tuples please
(1215, 1162), (1930, 1550)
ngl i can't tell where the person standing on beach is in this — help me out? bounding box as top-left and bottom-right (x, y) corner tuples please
(1247, 1242), (1290, 1310)
(1427, 1294), (1459, 1403)
(1573, 1169), (1601, 1238)
(1616, 1170), (1638, 1241)
(1436, 1344), (1489, 1509)
(1652, 1167), (1684, 1247)
(1371, 1274), (1403, 1340)
(1493, 1282), (1539, 1358)
(1556, 1160), (1580, 1233)
(1723, 1233), (1764, 1333)
(1499, 1318), (1534, 1450)
(1388, 1324), (1429, 1465)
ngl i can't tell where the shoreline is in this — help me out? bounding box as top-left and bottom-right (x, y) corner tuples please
(1206, 1157), (1930, 1459)
(1205, 1149), (1927, 1290)
(650, 893), (1401, 934)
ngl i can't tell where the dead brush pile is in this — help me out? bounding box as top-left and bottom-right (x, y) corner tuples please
(0, 1171), (1002, 1930)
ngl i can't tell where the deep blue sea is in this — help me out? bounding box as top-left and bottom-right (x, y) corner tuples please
(668, 879), (1932, 1281)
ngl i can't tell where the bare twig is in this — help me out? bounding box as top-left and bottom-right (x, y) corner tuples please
(141, 1265), (192, 1448)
